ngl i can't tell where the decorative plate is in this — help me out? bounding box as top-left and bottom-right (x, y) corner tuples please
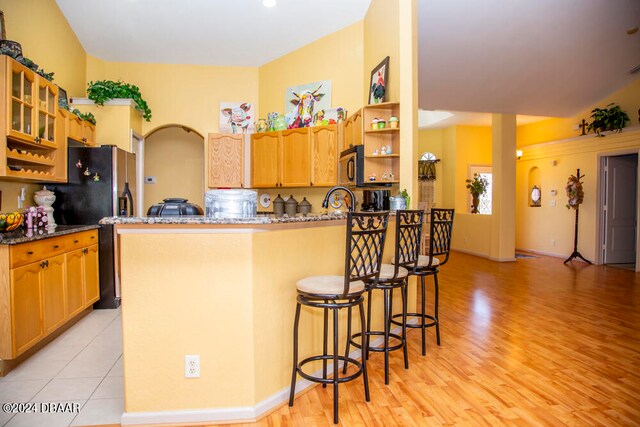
(330, 193), (343, 209)
(259, 193), (271, 208)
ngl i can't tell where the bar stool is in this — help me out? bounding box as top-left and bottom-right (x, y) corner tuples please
(391, 208), (454, 355)
(344, 209), (424, 384)
(288, 211), (389, 424)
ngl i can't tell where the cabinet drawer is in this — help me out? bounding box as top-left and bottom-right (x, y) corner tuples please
(67, 230), (99, 249)
(9, 230), (98, 268)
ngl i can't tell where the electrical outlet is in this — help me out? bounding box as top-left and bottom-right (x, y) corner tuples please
(144, 176), (156, 184)
(185, 355), (200, 378)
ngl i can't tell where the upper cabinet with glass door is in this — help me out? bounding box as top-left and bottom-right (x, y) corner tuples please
(1, 55), (64, 181)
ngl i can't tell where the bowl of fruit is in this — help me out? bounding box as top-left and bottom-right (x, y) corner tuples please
(0, 212), (24, 232)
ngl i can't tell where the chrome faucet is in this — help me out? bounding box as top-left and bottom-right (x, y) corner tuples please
(322, 186), (356, 212)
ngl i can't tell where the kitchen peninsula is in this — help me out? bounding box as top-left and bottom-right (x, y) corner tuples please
(105, 213), (413, 425)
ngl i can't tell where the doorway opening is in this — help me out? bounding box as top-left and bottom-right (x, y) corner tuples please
(143, 125), (205, 214)
(599, 153), (639, 270)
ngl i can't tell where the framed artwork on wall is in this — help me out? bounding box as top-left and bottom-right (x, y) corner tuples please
(369, 56), (389, 104)
(219, 102), (254, 134)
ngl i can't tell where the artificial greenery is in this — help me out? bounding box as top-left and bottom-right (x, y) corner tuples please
(586, 103), (629, 137)
(399, 188), (411, 207)
(87, 80), (152, 121)
(466, 174), (488, 196)
(71, 109), (97, 125)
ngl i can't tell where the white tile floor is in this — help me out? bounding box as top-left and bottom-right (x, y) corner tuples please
(0, 309), (123, 427)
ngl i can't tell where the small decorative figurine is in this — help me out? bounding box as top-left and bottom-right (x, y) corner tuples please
(93, 173), (100, 182)
(369, 172), (377, 181)
(385, 144), (392, 154)
(76, 159), (82, 168)
(84, 168), (91, 176)
(382, 173), (388, 180)
(372, 149), (379, 156)
(380, 146), (387, 155)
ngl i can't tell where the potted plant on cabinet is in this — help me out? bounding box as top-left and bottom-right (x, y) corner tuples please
(586, 103), (630, 137)
(466, 174), (488, 214)
(86, 80), (152, 122)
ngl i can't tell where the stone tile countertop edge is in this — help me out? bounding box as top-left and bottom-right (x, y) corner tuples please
(0, 224), (100, 245)
(99, 213), (353, 225)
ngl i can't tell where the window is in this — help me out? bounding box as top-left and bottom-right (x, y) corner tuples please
(469, 165), (492, 214)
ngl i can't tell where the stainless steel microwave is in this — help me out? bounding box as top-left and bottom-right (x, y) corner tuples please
(339, 146), (392, 187)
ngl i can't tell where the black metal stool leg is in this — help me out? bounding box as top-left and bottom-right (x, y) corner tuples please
(289, 302), (301, 406)
(401, 282), (409, 369)
(434, 273), (441, 346)
(366, 290), (372, 360)
(332, 308), (339, 424)
(323, 306), (329, 387)
(420, 275), (427, 356)
(383, 288), (391, 384)
(342, 306), (352, 374)
(358, 300), (370, 402)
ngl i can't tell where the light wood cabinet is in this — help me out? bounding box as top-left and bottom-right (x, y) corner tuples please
(41, 255), (66, 334)
(251, 132), (280, 188)
(0, 55), (66, 182)
(0, 229), (100, 360)
(280, 128), (310, 187)
(343, 109), (362, 150)
(251, 126), (338, 188)
(65, 248), (85, 318)
(65, 109), (96, 147)
(83, 245), (99, 305)
(208, 133), (244, 188)
(10, 263), (43, 355)
(361, 102), (400, 184)
(310, 125), (338, 187)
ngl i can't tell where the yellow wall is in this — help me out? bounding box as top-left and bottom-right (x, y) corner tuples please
(85, 55), (259, 137)
(454, 126), (492, 213)
(71, 103), (143, 151)
(144, 126), (204, 210)
(518, 79), (640, 146)
(516, 128), (640, 260)
(0, 0), (88, 211)
(364, 0), (400, 104)
(0, 0), (87, 96)
(259, 22), (364, 119)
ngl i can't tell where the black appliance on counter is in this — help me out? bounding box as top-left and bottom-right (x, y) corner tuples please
(147, 198), (203, 216)
(361, 190), (390, 211)
(47, 145), (137, 309)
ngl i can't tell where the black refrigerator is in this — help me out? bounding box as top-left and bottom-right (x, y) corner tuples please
(48, 145), (137, 309)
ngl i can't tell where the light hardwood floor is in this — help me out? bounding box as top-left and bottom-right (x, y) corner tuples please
(100, 251), (640, 426)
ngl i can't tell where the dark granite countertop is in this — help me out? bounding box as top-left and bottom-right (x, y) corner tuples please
(99, 212), (350, 225)
(0, 225), (100, 245)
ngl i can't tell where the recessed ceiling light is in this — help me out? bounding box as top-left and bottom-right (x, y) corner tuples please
(263, 0), (277, 7)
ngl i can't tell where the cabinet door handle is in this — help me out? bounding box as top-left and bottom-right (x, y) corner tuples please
(53, 245), (59, 249)
(82, 248), (88, 254)
(27, 251), (34, 255)
(90, 236), (95, 239)
(74, 240), (79, 243)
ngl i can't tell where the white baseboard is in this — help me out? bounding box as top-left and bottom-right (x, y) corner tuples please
(121, 324), (414, 425)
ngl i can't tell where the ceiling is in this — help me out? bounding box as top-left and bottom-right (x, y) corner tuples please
(56, 0), (640, 123)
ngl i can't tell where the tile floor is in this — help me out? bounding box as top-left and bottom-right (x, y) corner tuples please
(0, 309), (123, 427)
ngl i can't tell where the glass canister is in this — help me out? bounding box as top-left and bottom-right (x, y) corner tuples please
(389, 196), (407, 211)
(285, 195), (298, 216)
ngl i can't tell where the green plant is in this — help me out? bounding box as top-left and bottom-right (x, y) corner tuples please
(16, 56), (54, 81)
(586, 103), (629, 137)
(71, 109), (97, 125)
(466, 174), (488, 197)
(399, 188), (410, 207)
(87, 80), (152, 121)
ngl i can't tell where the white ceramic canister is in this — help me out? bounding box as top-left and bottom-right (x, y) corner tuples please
(34, 186), (57, 229)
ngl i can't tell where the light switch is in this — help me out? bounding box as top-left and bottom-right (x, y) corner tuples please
(145, 176), (156, 184)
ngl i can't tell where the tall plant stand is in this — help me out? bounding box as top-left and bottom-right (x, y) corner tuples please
(564, 168), (592, 264)
(564, 206), (592, 264)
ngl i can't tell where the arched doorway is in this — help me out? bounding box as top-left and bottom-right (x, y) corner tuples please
(143, 125), (205, 213)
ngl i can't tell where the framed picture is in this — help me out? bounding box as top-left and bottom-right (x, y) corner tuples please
(369, 56), (389, 104)
(0, 11), (5, 40)
(58, 87), (69, 110)
(219, 102), (254, 134)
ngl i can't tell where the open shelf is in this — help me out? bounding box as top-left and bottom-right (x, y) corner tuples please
(6, 148), (55, 166)
(364, 127), (399, 134)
